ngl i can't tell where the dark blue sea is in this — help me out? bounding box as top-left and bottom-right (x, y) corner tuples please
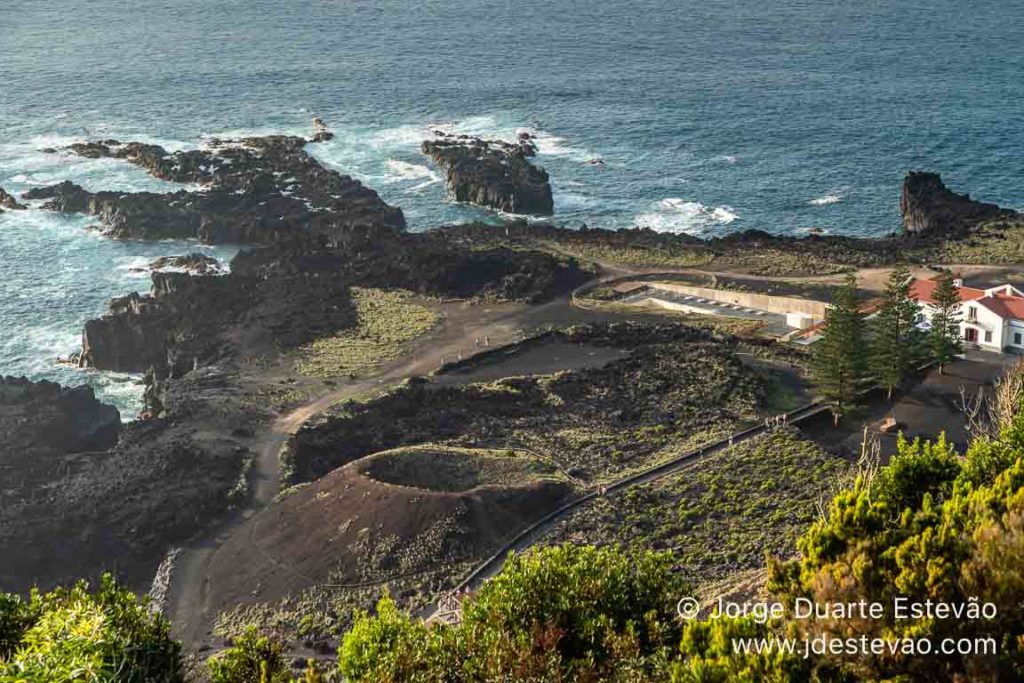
(2, 0), (1023, 412)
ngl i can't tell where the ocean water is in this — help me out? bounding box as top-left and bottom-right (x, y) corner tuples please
(2, 0), (1023, 413)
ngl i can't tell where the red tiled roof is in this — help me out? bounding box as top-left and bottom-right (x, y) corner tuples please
(859, 298), (883, 315)
(908, 277), (985, 305)
(979, 294), (1024, 320)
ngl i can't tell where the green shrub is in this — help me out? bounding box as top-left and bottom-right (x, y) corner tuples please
(767, 407), (1024, 680)
(0, 594), (38, 662)
(339, 545), (690, 681)
(672, 617), (812, 682)
(207, 626), (290, 683)
(0, 574), (182, 682)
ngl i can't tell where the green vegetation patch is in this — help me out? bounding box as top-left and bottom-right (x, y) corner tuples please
(552, 241), (715, 268)
(286, 324), (789, 485)
(0, 575), (182, 682)
(296, 288), (439, 378)
(930, 218), (1024, 263)
(338, 545), (688, 682)
(543, 428), (848, 584)
(359, 445), (565, 492)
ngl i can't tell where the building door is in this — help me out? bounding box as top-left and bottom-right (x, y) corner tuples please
(965, 328), (978, 343)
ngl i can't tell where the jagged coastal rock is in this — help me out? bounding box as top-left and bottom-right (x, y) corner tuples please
(0, 372), (251, 591)
(24, 135), (405, 245)
(0, 376), (122, 454)
(0, 187), (26, 211)
(422, 132), (554, 215)
(78, 233), (587, 377)
(149, 253), (225, 276)
(900, 171), (1015, 235)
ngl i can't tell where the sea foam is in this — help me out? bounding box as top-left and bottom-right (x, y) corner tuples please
(810, 194), (842, 206)
(634, 198), (738, 234)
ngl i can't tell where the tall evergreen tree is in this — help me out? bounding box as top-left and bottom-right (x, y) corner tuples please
(812, 274), (868, 425)
(871, 265), (925, 399)
(929, 271), (963, 375)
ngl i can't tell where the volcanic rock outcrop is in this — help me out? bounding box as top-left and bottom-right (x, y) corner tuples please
(0, 376), (121, 455)
(0, 373), (251, 592)
(79, 259), (357, 374)
(422, 132), (554, 215)
(24, 135), (405, 245)
(0, 187), (26, 211)
(79, 233), (586, 380)
(900, 171), (1015, 235)
(149, 253), (225, 276)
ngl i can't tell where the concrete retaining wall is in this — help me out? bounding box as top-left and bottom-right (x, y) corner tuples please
(649, 282), (828, 318)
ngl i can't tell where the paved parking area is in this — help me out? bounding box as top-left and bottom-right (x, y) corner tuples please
(619, 289), (792, 336)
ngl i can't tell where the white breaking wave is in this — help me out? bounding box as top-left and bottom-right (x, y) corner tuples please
(384, 159), (440, 183)
(553, 191), (595, 212)
(796, 226), (830, 235)
(0, 135), (184, 194)
(360, 114), (597, 163)
(810, 194), (842, 206)
(116, 256), (158, 278)
(634, 198), (738, 234)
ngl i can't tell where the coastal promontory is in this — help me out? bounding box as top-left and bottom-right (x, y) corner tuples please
(422, 132), (554, 215)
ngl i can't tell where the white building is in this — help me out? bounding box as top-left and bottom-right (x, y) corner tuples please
(910, 274), (1024, 353)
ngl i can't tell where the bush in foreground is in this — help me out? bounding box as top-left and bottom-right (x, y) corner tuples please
(0, 574), (182, 682)
(339, 545), (689, 682)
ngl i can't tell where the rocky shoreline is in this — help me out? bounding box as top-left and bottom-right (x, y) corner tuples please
(25, 134), (404, 245)
(436, 172), (1020, 276)
(0, 187), (26, 211)
(900, 171), (1016, 236)
(0, 371), (250, 592)
(3, 120), (1020, 599)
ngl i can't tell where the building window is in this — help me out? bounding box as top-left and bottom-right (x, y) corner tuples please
(968, 306), (978, 321)
(1016, 332), (1022, 346)
(985, 330), (993, 343)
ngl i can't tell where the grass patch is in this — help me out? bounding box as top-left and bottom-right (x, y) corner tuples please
(930, 220), (1024, 264)
(554, 242), (714, 268)
(541, 428), (848, 584)
(296, 288), (439, 378)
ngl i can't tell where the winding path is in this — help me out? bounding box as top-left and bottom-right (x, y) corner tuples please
(165, 291), (623, 646)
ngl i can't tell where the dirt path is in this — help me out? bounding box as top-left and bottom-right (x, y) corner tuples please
(166, 292), (614, 647)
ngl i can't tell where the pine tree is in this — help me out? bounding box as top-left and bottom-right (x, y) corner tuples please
(929, 271), (963, 374)
(812, 274), (869, 425)
(871, 265), (925, 399)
